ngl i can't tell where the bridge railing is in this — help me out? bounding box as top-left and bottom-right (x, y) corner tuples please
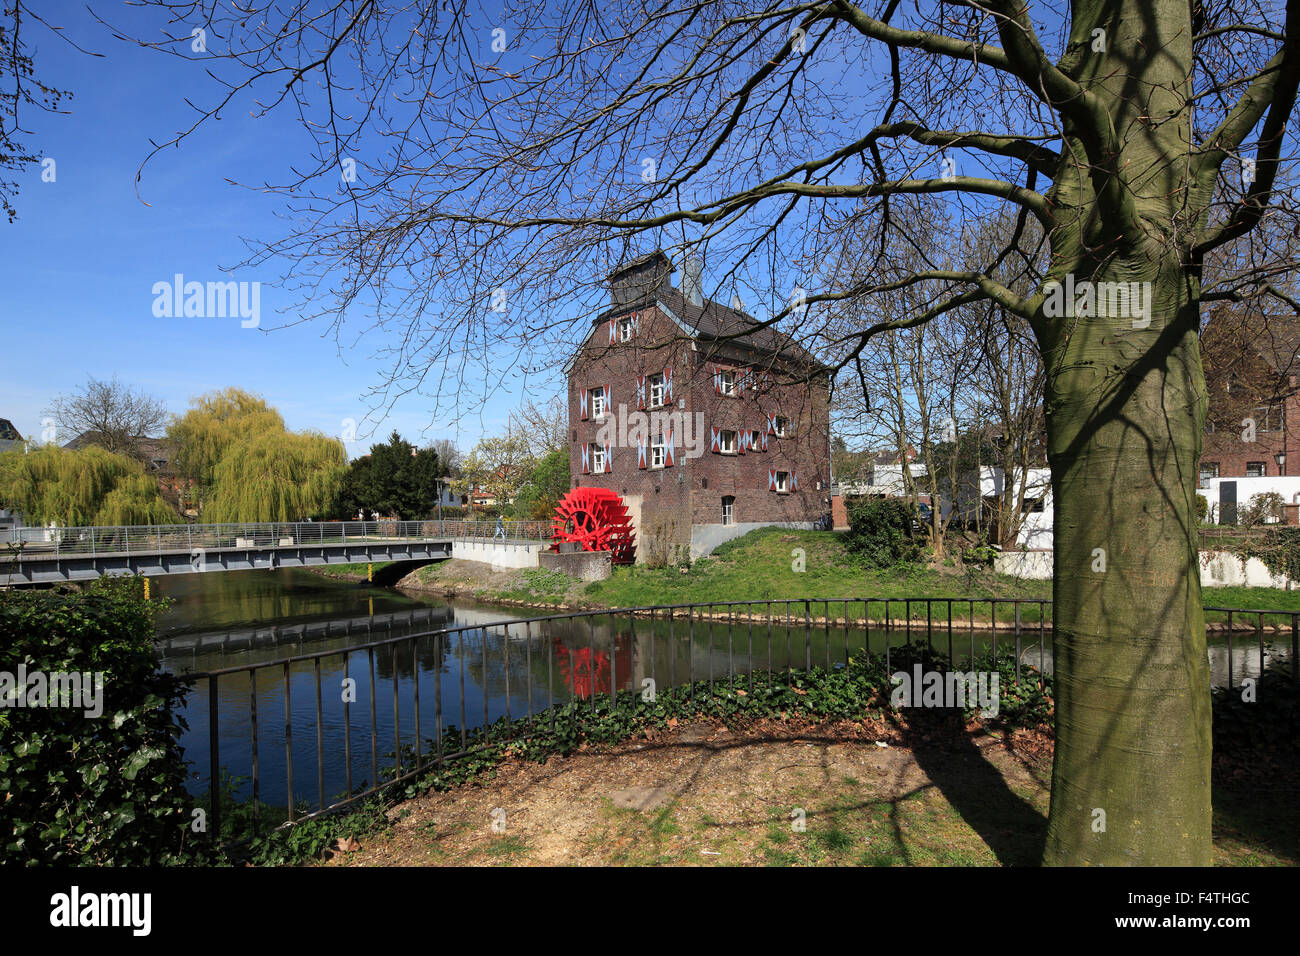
(2, 518), (552, 560)
(179, 595), (1298, 849)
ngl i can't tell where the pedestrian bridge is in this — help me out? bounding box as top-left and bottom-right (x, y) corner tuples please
(0, 519), (551, 586)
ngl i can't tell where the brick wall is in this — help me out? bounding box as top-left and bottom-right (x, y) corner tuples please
(568, 302), (831, 561)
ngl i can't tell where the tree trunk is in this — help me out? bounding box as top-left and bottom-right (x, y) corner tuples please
(1041, 259), (1212, 865)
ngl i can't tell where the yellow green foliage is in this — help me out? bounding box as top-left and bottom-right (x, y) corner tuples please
(0, 445), (179, 526)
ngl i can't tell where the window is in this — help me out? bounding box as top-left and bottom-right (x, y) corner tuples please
(749, 429), (762, 450)
(592, 445), (606, 473)
(722, 496), (735, 526)
(719, 429), (738, 454)
(651, 433), (665, 468)
(1247, 461), (1266, 477)
(1021, 497), (1045, 514)
(773, 416), (791, 437)
(775, 471), (791, 493)
(718, 369), (738, 396)
(1199, 462), (1219, 488)
(618, 316), (634, 342)
(648, 372), (666, 407)
(1254, 404), (1285, 432)
(589, 386), (607, 419)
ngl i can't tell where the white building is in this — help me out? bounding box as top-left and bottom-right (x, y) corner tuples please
(942, 466), (1053, 549)
(1199, 475), (1300, 524)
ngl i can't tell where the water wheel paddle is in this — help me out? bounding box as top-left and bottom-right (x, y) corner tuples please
(551, 486), (636, 564)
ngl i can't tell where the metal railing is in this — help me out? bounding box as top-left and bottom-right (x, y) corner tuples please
(178, 596), (1298, 845)
(2, 518), (552, 560)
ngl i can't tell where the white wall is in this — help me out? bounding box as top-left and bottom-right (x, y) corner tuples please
(1199, 475), (1300, 523)
(997, 548), (1296, 588)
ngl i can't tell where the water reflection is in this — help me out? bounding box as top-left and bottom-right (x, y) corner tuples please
(154, 569), (1293, 811)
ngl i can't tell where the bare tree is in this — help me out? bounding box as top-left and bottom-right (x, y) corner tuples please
(508, 394), (569, 458)
(45, 376), (170, 458)
(108, 0), (1300, 865)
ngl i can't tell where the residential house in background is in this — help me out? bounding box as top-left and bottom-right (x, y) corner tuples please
(1198, 310), (1300, 523)
(0, 418), (24, 454)
(566, 251), (832, 561)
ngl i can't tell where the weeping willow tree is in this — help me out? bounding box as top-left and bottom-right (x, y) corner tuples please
(203, 432), (346, 522)
(0, 445), (179, 526)
(168, 389), (346, 522)
(168, 388), (286, 492)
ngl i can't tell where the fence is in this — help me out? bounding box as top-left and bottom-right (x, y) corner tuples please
(178, 596), (1297, 845)
(2, 518), (552, 559)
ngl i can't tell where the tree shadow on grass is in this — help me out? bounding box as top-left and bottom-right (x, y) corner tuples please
(889, 709), (1048, 866)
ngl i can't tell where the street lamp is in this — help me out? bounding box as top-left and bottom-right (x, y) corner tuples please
(1276, 451), (1287, 476)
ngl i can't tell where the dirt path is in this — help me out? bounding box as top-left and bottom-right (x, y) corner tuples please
(325, 718), (1057, 867)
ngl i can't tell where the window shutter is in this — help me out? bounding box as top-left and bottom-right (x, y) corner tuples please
(631, 312), (640, 335)
(713, 366), (721, 394)
(790, 470), (798, 491)
(637, 375), (646, 411)
(664, 367), (673, 403)
(761, 430), (769, 452)
(604, 444), (613, 473)
(738, 430), (748, 454)
(581, 443), (590, 474)
(711, 427), (720, 453)
(637, 439), (647, 469)
(608, 320), (616, 344)
(766, 413), (776, 434)
(604, 383), (611, 412)
(580, 390), (589, 420)
(665, 427), (675, 467)
(768, 469), (777, 492)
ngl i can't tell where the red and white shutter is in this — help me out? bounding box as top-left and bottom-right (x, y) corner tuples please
(603, 444), (613, 473)
(604, 383), (611, 414)
(768, 469), (777, 492)
(790, 470), (798, 491)
(581, 443), (591, 474)
(713, 366), (722, 394)
(637, 439), (647, 469)
(664, 367), (673, 403)
(580, 389), (589, 420)
(760, 429), (769, 452)
(665, 427), (675, 467)
(631, 312), (640, 336)
(738, 430), (748, 454)
(766, 413), (777, 434)
(636, 375), (646, 410)
(608, 319), (617, 344)
(710, 427), (720, 453)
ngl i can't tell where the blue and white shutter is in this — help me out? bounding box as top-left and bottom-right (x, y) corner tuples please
(665, 427), (675, 467)
(637, 438), (647, 469)
(710, 427), (720, 453)
(603, 444), (613, 473)
(664, 367), (673, 403)
(768, 469), (777, 492)
(636, 375), (646, 411)
(581, 443), (591, 474)
(580, 389), (589, 420)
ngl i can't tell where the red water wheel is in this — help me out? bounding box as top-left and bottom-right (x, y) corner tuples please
(552, 487), (636, 564)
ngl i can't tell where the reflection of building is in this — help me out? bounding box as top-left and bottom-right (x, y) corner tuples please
(566, 251), (832, 561)
(552, 632), (635, 699)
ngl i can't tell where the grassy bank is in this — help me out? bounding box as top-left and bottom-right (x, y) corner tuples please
(398, 527), (1300, 624)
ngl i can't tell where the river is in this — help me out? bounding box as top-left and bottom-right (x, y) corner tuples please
(152, 569), (1290, 810)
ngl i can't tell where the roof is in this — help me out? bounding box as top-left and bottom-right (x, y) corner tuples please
(63, 432), (174, 467)
(586, 251), (826, 373)
(0, 419), (21, 441)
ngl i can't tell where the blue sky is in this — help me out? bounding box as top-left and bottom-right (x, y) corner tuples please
(0, 9), (530, 459)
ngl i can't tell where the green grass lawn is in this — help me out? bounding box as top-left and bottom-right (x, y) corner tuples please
(578, 527), (1300, 622)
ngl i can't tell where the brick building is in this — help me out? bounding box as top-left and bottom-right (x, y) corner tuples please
(1198, 309), (1300, 488)
(566, 251), (832, 562)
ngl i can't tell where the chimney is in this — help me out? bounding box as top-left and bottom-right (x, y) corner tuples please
(681, 256), (704, 307)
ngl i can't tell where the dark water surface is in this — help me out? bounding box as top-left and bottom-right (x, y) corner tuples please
(153, 569), (1289, 809)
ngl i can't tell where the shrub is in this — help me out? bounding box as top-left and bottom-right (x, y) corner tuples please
(843, 498), (922, 567)
(1196, 493), (1208, 523)
(1242, 491), (1285, 527)
(0, 577), (203, 864)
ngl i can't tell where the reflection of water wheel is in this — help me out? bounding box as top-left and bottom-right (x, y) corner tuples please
(552, 487), (635, 564)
